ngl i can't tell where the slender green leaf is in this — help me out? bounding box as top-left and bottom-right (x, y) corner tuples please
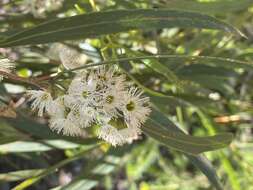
(0, 9), (242, 47)
(0, 140), (81, 153)
(0, 136), (23, 145)
(158, 0), (253, 15)
(0, 169), (45, 182)
(144, 118), (233, 155)
(2, 117), (99, 145)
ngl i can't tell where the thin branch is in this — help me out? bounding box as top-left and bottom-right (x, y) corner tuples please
(66, 54), (253, 73)
(34, 73), (58, 82)
(32, 54), (252, 82)
(0, 70), (43, 89)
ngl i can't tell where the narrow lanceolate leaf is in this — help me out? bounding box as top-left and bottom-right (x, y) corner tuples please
(160, 0), (253, 15)
(2, 117), (99, 145)
(0, 140), (81, 153)
(143, 118), (233, 155)
(0, 9), (243, 47)
(0, 169), (45, 182)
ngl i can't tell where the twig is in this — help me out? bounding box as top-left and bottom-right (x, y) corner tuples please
(34, 73), (58, 82)
(0, 70), (43, 89)
(23, 54), (253, 83)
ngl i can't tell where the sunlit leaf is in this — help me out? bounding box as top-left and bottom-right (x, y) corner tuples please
(0, 140), (81, 153)
(0, 169), (45, 182)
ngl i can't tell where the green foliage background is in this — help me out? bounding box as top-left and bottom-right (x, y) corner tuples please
(0, 0), (253, 190)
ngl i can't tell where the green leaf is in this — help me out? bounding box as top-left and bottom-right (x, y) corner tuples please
(60, 179), (98, 190)
(158, 0), (253, 15)
(0, 169), (45, 182)
(1, 117), (60, 139)
(143, 118), (233, 155)
(125, 50), (181, 86)
(2, 117), (99, 145)
(0, 136), (23, 145)
(176, 64), (239, 78)
(0, 140), (81, 153)
(0, 9), (242, 47)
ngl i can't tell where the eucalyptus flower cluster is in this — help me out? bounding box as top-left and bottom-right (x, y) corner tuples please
(27, 66), (151, 146)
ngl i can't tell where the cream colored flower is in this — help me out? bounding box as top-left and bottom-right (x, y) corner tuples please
(98, 85), (126, 117)
(98, 124), (125, 146)
(98, 123), (141, 146)
(95, 66), (114, 83)
(0, 58), (15, 81)
(48, 97), (83, 136)
(93, 67), (127, 90)
(66, 75), (98, 110)
(26, 90), (53, 117)
(49, 117), (83, 136)
(78, 106), (98, 128)
(123, 87), (151, 128)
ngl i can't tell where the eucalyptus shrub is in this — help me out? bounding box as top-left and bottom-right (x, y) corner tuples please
(0, 0), (252, 190)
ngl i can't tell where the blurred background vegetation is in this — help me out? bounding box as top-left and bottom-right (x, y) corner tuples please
(0, 0), (253, 190)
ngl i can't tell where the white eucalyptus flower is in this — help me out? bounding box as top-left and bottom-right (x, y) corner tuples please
(123, 87), (151, 128)
(50, 117), (83, 136)
(98, 124), (125, 146)
(48, 97), (83, 136)
(98, 123), (141, 146)
(98, 85), (126, 117)
(93, 66), (125, 90)
(78, 106), (98, 128)
(26, 90), (53, 117)
(120, 126), (141, 143)
(95, 66), (114, 83)
(0, 58), (15, 81)
(66, 75), (98, 109)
